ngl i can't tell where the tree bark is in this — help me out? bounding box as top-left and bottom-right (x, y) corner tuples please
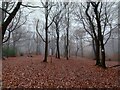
(0, 7), (2, 60)
(85, 2), (101, 66)
(0, 27), (2, 60)
(43, 27), (48, 62)
(92, 2), (106, 68)
(76, 42), (79, 57)
(2, 2), (22, 41)
(100, 36), (106, 68)
(95, 39), (100, 65)
(43, 2), (48, 62)
(80, 37), (83, 57)
(56, 23), (60, 59)
(66, 8), (69, 60)
(92, 39), (96, 59)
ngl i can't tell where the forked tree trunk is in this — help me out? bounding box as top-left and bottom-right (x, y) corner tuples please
(92, 2), (106, 68)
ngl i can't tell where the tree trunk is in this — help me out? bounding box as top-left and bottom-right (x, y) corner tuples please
(101, 48), (106, 68)
(2, 2), (22, 41)
(56, 36), (60, 59)
(64, 36), (66, 57)
(56, 24), (60, 59)
(92, 39), (96, 59)
(0, 7), (2, 60)
(100, 36), (106, 68)
(0, 26), (2, 60)
(95, 39), (100, 65)
(66, 31), (69, 60)
(43, 2), (48, 62)
(92, 2), (106, 68)
(118, 2), (120, 62)
(76, 43), (79, 57)
(6, 39), (10, 58)
(80, 37), (83, 57)
(43, 26), (48, 62)
(36, 33), (39, 55)
(66, 8), (69, 60)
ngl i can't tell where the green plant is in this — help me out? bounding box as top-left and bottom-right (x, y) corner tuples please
(3, 47), (17, 57)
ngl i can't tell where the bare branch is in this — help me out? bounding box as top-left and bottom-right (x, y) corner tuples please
(85, 2), (97, 39)
(36, 19), (46, 42)
(21, 4), (44, 8)
(0, 7), (10, 14)
(7, 2), (16, 11)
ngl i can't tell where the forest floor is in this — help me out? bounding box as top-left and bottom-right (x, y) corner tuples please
(2, 55), (120, 88)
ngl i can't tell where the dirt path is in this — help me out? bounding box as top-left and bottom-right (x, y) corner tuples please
(2, 55), (120, 88)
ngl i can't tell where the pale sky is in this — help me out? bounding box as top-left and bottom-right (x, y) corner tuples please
(1, 0), (120, 2)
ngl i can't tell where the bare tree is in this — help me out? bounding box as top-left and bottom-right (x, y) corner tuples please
(63, 2), (70, 60)
(2, 2), (22, 41)
(33, 32), (41, 55)
(40, 1), (67, 62)
(1, 1), (40, 43)
(74, 2), (117, 68)
(51, 3), (65, 59)
(73, 29), (85, 57)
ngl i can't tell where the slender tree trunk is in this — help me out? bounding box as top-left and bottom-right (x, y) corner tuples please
(12, 32), (16, 54)
(66, 8), (69, 60)
(80, 37), (83, 57)
(56, 24), (60, 59)
(66, 31), (69, 60)
(43, 27), (48, 62)
(0, 32), (2, 60)
(0, 7), (2, 60)
(64, 36), (66, 57)
(36, 33), (39, 55)
(43, 2), (48, 62)
(43, 24), (48, 62)
(76, 42), (79, 57)
(92, 39), (96, 59)
(56, 36), (60, 59)
(6, 39), (10, 58)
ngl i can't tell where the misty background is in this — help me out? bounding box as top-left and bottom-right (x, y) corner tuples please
(1, 1), (119, 61)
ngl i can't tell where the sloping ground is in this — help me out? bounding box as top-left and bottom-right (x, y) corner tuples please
(2, 55), (120, 88)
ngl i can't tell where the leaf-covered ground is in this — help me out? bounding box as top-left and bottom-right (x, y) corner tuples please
(2, 55), (120, 88)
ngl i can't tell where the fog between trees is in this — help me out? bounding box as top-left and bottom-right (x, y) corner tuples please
(1, 1), (119, 68)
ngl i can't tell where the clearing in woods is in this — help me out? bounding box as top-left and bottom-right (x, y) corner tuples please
(2, 55), (120, 88)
